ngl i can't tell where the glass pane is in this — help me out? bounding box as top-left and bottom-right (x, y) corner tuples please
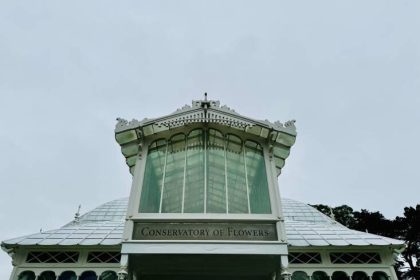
(161, 134), (186, 213)
(332, 271), (348, 280)
(372, 272), (388, 280)
(226, 134), (248, 213)
(184, 129), (205, 213)
(80, 271), (97, 280)
(206, 129), (226, 213)
(59, 271), (77, 280)
(245, 141), (271, 214)
(139, 130), (271, 215)
(38, 271), (56, 280)
(312, 271), (329, 280)
(18, 271), (36, 280)
(139, 139), (167, 213)
(353, 272), (369, 280)
(292, 271), (309, 280)
(99, 271), (118, 280)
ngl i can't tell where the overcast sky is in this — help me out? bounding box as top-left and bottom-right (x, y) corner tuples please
(1, 1), (419, 278)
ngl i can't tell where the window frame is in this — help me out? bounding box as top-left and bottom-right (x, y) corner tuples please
(128, 123), (280, 221)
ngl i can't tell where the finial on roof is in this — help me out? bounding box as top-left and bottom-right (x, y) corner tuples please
(204, 92), (208, 101)
(329, 207), (336, 221)
(74, 205), (81, 224)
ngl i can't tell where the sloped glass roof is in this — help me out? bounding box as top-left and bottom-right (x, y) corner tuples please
(77, 198), (128, 224)
(1, 197), (404, 248)
(282, 198), (333, 224)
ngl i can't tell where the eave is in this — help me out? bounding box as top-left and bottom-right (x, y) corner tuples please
(114, 98), (297, 175)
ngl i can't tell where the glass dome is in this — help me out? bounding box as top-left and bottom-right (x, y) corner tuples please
(139, 128), (271, 214)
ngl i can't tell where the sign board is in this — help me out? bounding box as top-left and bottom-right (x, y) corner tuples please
(133, 222), (277, 241)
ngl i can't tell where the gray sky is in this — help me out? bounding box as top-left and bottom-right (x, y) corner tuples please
(0, 1), (419, 278)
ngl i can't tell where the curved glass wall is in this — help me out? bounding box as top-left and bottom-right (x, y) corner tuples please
(139, 129), (271, 214)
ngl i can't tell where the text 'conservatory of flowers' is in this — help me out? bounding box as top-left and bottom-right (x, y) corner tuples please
(2, 96), (404, 280)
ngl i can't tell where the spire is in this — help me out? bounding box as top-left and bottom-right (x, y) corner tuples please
(73, 205), (81, 224)
(329, 207), (336, 221)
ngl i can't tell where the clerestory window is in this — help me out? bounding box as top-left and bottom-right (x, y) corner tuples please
(139, 128), (271, 214)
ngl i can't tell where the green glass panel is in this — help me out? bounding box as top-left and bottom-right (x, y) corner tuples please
(161, 134), (186, 213)
(245, 141), (271, 214)
(139, 139), (167, 213)
(226, 134), (248, 213)
(184, 129), (205, 213)
(139, 130), (271, 215)
(206, 129), (226, 213)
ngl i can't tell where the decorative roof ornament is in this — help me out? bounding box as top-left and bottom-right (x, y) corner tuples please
(73, 205), (81, 224)
(114, 95), (298, 174)
(329, 207), (336, 221)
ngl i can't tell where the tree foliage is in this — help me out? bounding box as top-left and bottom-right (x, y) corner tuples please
(310, 203), (420, 280)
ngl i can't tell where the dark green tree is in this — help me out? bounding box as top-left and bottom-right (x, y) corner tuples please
(310, 204), (355, 227)
(333, 205), (355, 228)
(394, 205), (420, 280)
(310, 204), (331, 217)
(309, 203), (420, 280)
(352, 209), (393, 236)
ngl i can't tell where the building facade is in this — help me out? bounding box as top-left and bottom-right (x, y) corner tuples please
(2, 97), (404, 280)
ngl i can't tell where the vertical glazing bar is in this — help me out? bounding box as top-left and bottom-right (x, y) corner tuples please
(243, 142), (251, 214)
(158, 142), (169, 213)
(224, 135), (229, 213)
(181, 137), (187, 213)
(204, 129), (207, 213)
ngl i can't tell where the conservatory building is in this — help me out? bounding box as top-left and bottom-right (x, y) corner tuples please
(2, 97), (404, 280)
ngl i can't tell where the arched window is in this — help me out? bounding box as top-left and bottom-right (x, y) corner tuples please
(38, 271), (56, 280)
(184, 129), (205, 213)
(99, 271), (118, 280)
(80, 271), (97, 280)
(312, 271), (329, 280)
(139, 130), (271, 214)
(139, 139), (167, 213)
(225, 134), (248, 213)
(372, 272), (388, 280)
(292, 271), (310, 280)
(59, 271), (77, 280)
(18, 271), (35, 280)
(332, 271), (348, 280)
(161, 133), (186, 213)
(206, 129), (226, 213)
(352, 271), (369, 280)
(245, 140), (270, 213)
